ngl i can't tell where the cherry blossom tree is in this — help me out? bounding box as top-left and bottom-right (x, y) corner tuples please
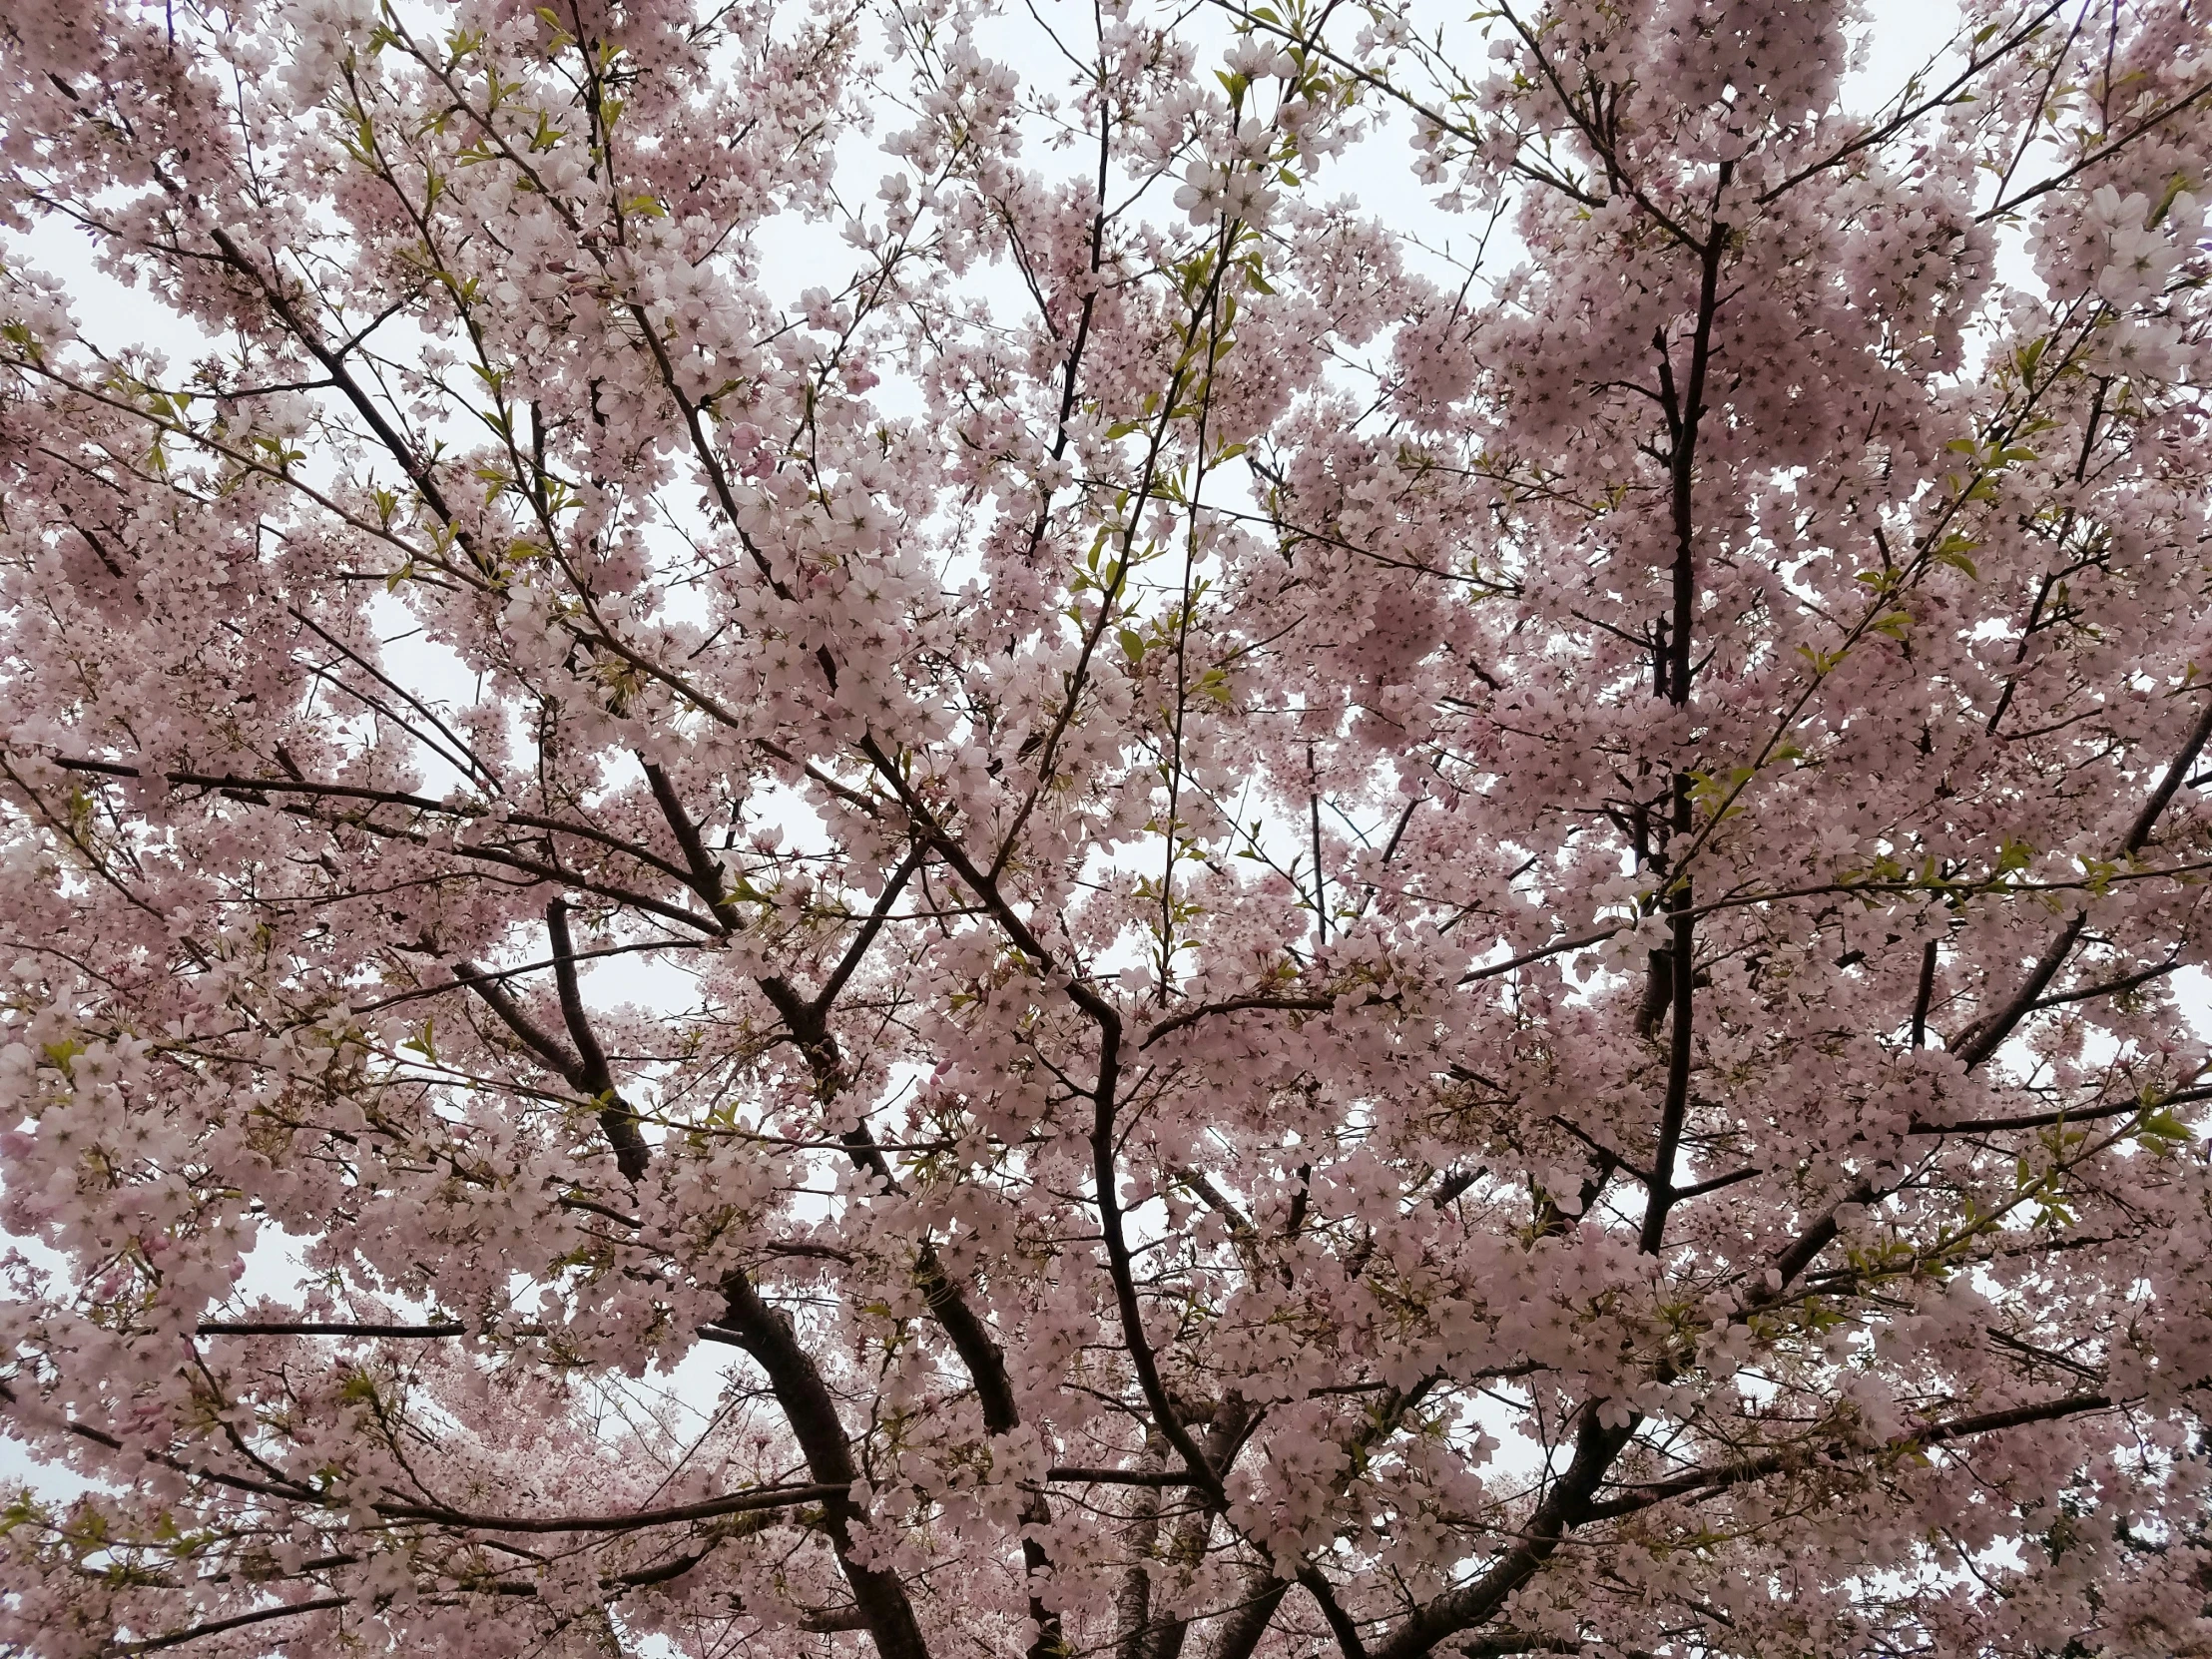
(2, 0), (2211, 1652)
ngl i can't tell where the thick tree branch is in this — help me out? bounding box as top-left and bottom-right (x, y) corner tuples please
(704, 1280), (933, 1659)
(1581, 1391), (2119, 1522)
(1373, 1406), (1638, 1659)
(545, 896), (650, 1182)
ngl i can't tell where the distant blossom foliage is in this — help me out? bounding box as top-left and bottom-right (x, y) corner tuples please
(3, 0), (2212, 1654)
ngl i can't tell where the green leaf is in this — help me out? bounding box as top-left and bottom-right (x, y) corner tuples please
(2136, 1105), (2190, 1153)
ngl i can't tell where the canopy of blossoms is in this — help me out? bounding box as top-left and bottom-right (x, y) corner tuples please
(2, 0), (2211, 1654)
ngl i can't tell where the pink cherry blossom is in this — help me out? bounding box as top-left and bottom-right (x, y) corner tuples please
(2, 1), (2212, 1656)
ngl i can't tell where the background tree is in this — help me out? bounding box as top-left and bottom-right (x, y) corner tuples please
(2, 0), (2211, 1653)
